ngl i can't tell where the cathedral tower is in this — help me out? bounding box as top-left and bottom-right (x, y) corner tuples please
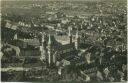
(40, 33), (46, 61)
(75, 30), (80, 50)
(14, 33), (18, 40)
(47, 34), (52, 65)
(68, 27), (72, 44)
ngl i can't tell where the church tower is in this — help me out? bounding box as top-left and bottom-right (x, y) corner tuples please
(75, 30), (80, 50)
(40, 33), (46, 61)
(14, 33), (18, 40)
(53, 51), (57, 64)
(47, 34), (52, 65)
(68, 27), (72, 44)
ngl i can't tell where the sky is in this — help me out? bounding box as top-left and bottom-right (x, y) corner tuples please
(1, 0), (125, 1)
(1, 0), (102, 1)
(1, 0), (126, 2)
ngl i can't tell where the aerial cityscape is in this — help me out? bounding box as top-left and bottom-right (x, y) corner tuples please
(1, 0), (127, 82)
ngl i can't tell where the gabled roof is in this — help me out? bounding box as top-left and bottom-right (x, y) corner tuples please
(20, 38), (40, 46)
(43, 35), (62, 47)
(56, 43), (75, 51)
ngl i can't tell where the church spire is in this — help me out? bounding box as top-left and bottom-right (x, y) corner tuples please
(14, 33), (18, 40)
(76, 29), (79, 39)
(48, 34), (52, 66)
(68, 26), (72, 44)
(41, 33), (45, 43)
(48, 34), (51, 45)
(40, 32), (46, 61)
(68, 26), (71, 36)
(75, 29), (80, 50)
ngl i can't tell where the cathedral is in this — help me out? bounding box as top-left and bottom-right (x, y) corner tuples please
(40, 28), (80, 66)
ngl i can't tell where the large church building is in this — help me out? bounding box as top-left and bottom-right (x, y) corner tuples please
(40, 28), (80, 66)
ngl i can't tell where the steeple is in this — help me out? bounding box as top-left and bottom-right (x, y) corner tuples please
(53, 51), (57, 64)
(40, 33), (46, 61)
(48, 34), (52, 45)
(48, 34), (52, 65)
(30, 19), (34, 28)
(14, 33), (18, 40)
(75, 29), (80, 50)
(68, 27), (71, 36)
(68, 26), (72, 44)
(80, 24), (83, 29)
(76, 29), (79, 39)
(41, 33), (45, 43)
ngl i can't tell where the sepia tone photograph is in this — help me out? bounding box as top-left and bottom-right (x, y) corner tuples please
(0, 0), (127, 82)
